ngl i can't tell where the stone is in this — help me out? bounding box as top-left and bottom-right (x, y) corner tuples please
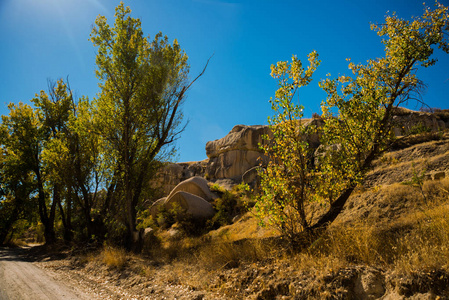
(149, 177), (217, 220)
(149, 197), (166, 218)
(211, 178), (238, 191)
(391, 107), (445, 136)
(354, 268), (385, 300)
(303, 118), (325, 148)
(204, 120), (325, 181)
(242, 166), (264, 191)
(168, 176), (217, 202)
(433, 171), (446, 180)
(205, 125), (270, 181)
(151, 160), (207, 197)
(242, 166), (261, 185)
(165, 191), (215, 219)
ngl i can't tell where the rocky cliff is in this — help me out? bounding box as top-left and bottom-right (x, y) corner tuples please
(153, 108), (447, 198)
(205, 124), (270, 181)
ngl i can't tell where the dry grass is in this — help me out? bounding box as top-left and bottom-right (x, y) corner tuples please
(81, 176), (449, 299)
(143, 178), (449, 276)
(195, 237), (278, 270)
(305, 178), (449, 274)
(100, 246), (128, 270)
(394, 204), (449, 273)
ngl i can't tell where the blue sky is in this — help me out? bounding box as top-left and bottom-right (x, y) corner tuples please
(1, 0), (448, 162)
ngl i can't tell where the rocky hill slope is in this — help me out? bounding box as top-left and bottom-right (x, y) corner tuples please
(33, 108), (449, 300)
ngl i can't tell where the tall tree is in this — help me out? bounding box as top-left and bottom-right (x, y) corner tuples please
(90, 2), (205, 249)
(0, 103), (57, 244)
(257, 2), (449, 245)
(255, 51), (321, 245)
(314, 2), (449, 230)
(0, 133), (35, 245)
(34, 79), (75, 242)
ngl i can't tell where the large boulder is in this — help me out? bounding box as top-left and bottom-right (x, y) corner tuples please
(149, 197), (166, 218)
(204, 120), (324, 182)
(149, 177), (216, 220)
(205, 125), (270, 181)
(151, 160), (207, 196)
(168, 176), (217, 202)
(164, 191), (215, 219)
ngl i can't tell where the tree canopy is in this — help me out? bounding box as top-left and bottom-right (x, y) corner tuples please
(0, 2), (200, 248)
(256, 2), (449, 245)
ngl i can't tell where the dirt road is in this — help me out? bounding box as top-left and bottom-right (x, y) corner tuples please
(0, 247), (88, 300)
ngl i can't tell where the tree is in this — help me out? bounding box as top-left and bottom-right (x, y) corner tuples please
(0, 79), (101, 244)
(255, 51), (321, 245)
(314, 2), (449, 230)
(89, 2), (207, 250)
(257, 2), (449, 244)
(33, 79), (75, 242)
(65, 94), (110, 242)
(0, 136), (35, 245)
(0, 102), (58, 244)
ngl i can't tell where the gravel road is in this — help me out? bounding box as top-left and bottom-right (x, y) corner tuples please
(0, 247), (88, 300)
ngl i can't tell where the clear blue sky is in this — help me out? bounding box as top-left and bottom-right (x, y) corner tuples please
(1, 0), (448, 162)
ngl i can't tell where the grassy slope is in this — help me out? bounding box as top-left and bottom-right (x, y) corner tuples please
(55, 130), (449, 299)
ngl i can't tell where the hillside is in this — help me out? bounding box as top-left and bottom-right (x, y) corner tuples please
(26, 125), (449, 300)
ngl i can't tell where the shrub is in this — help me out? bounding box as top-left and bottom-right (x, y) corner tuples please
(208, 189), (248, 230)
(101, 246), (128, 270)
(408, 122), (432, 135)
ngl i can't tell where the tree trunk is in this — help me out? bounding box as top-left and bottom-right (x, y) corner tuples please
(36, 168), (57, 244)
(311, 183), (357, 231)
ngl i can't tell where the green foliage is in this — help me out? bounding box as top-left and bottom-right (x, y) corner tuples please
(319, 2), (449, 192)
(408, 122), (432, 135)
(89, 2), (191, 248)
(402, 162), (428, 204)
(256, 2), (449, 244)
(208, 191), (239, 229)
(0, 2), (203, 249)
(315, 2), (449, 228)
(255, 51), (321, 244)
(209, 183), (226, 193)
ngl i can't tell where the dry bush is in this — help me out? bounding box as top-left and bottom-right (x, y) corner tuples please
(423, 177), (449, 204)
(196, 238), (277, 270)
(307, 178), (449, 273)
(101, 246), (128, 270)
(310, 222), (399, 266)
(394, 204), (449, 273)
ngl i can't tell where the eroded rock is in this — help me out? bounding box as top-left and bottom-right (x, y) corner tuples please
(149, 177), (216, 221)
(168, 176), (217, 202)
(165, 191), (215, 219)
(205, 125), (270, 181)
(392, 107), (446, 136)
(354, 268), (386, 300)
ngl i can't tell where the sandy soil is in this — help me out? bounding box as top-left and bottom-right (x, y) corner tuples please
(0, 247), (89, 300)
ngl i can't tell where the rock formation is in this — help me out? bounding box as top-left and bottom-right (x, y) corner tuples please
(205, 125), (270, 181)
(151, 160), (207, 196)
(149, 176), (216, 220)
(392, 107), (446, 136)
(150, 107), (446, 199)
(164, 191), (215, 219)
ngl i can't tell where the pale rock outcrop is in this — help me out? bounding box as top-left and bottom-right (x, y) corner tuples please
(168, 176), (217, 202)
(392, 107), (446, 136)
(242, 166), (263, 189)
(149, 177), (216, 220)
(149, 198), (166, 218)
(151, 160), (207, 196)
(205, 120), (324, 182)
(164, 191), (215, 219)
(205, 125), (270, 181)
